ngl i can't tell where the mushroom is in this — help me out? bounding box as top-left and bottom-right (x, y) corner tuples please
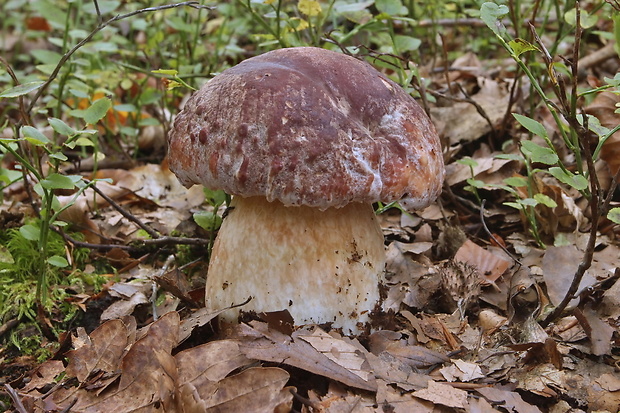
(167, 47), (444, 334)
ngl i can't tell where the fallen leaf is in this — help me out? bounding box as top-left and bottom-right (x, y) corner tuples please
(376, 380), (435, 413)
(411, 380), (468, 409)
(476, 385), (542, 413)
(542, 245), (597, 307)
(232, 322), (377, 391)
(178, 366), (293, 413)
(65, 318), (131, 382)
(440, 359), (485, 382)
(296, 328), (374, 384)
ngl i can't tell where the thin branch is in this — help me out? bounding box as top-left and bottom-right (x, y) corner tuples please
(86, 180), (161, 239)
(3, 384), (28, 413)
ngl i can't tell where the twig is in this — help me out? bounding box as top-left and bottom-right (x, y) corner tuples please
(152, 255), (176, 320)
(578, 42), (617, 71)
(86, 180), (161, 239)
(480, 200), (521, 266)
(3, 384), (28, 413)
(0, 56), (30, 125)
(0, 318), (19, 338)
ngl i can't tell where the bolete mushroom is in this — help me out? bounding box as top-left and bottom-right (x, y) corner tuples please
(168, 47), (444, 334)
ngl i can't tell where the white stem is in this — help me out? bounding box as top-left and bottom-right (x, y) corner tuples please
(205, 196), (386, 334)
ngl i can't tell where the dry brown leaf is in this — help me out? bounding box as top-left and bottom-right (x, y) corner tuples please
(596, 373), (620, 392)
(411, 380), (468, 409)
(384, 344), (450, 370)
(52, 312), (180, 412)
(431, 77), (511, 146)
(601, 276), (620, 320)
(21, 360), (65, 394)
(384, 242), (440, 311)
(177, 307), (231, 344)
(365, 352), (432, 392)
(305, 382), (377, 413)
(542, 245), (597, 307)
(454, 240), (511, 284)
(180, 366), (293, 413)
(515, 362), (565, 398)
(440, 359), (485, 382)
(296, 328), (374, 384)
(478, 309), (508, 334)
(445, 151), (520, 187)
(232, 322), (377, 391)
(476, 386), (542, 413)
(65, 318), (131, 382)
(468, 396), (503, 412)
(376, 380), (435, 413)
(175, 340), (252, 404)
(574, 306), (615, 356)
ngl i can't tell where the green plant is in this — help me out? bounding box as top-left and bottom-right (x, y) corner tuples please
(478, 1), (619, 325)
(0, 1), (209, 322)
(478, 1), (619, 245)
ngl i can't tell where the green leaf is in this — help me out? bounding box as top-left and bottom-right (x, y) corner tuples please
(394, 35), (421, 52)
(375, 0), (405, 16)
(31, 49), (62, 65)
(0, 81), (45, 98)
(21, 126), (51, 145)
(47, 255), (69, 268)
(534, 193), (557, 208)
(520, 140), (558, 165)
(83, 97), (112, 124)
(466, 178), (486, 188)
(194, 211), (223, 232)
(456, 157), (478, 167)
(504, 176), (528, 187)
(564, 9), (598, 29)
(0, 168), (22, 185)
(608, 207), (620, 224)
(49, 152), (68, 161)
(20, 224), (40, 241)
(480, 2), (509, 37)
(513, 113), (548, 138)
(495, 153), (524, 161)
(548, 167), (589, 190)
(73, 136), (96, 147)
(204, 188), (228, 207)
(48, 117), (77, 136)
(40, 173), (77, 190)
(508, 38), (539, 57)
(504, 201), (524, 210)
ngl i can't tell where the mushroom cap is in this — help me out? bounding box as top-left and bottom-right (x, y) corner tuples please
(168, 47), (444, 210)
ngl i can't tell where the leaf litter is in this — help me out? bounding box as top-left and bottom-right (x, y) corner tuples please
(3, 13), (620, 413)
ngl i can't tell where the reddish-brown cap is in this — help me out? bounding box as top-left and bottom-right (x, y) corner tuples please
(168, 47), (444, 210)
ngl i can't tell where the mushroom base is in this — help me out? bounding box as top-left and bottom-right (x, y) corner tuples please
(205, 196), (386, 334)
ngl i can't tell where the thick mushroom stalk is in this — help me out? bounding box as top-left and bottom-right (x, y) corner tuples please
(207, 196), (385, 334)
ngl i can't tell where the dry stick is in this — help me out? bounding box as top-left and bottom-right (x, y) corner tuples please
(540, 8), (601, 327)
(426, 88), (496, 137)
(0, 56), (30, 125)
(3, 384), (28, 413)
(85, 181), (210, 246)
